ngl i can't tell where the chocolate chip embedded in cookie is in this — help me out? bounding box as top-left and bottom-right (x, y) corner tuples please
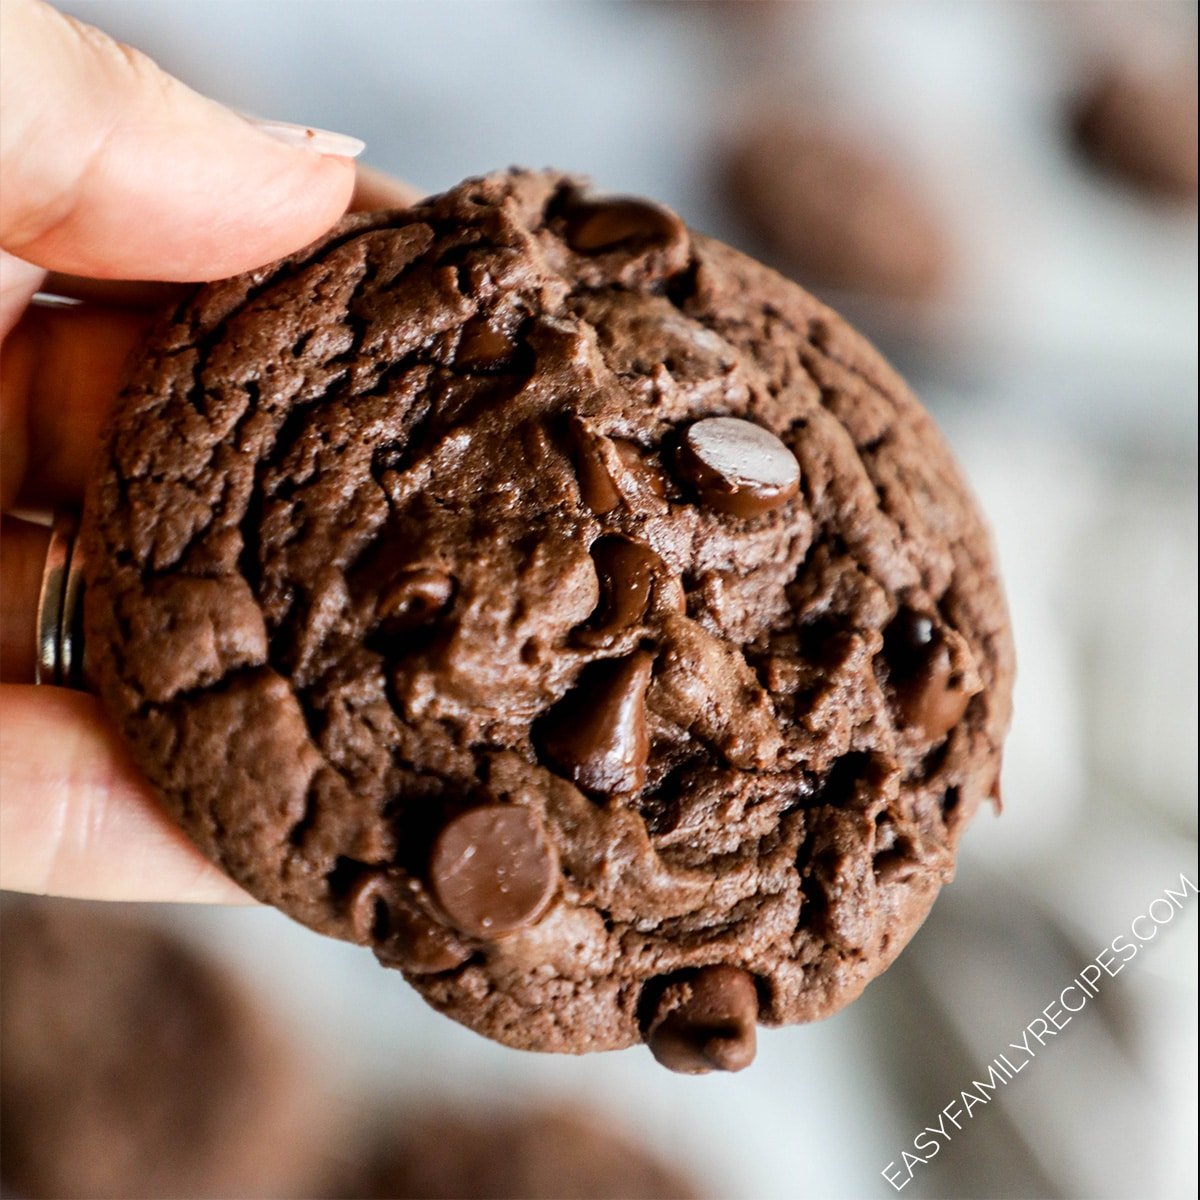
(644, 965), (759, 1074)
(564, 195), (688, 254)
(429, 804), (559, 938)
(80, 169), (1012, 1071)
(883, 608), (981, 742)
(346, 870), (472, 975)
(676, 416), (801, 517)
(538, 650), (655, 795)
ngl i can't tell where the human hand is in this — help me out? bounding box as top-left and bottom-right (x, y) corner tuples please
(0, 0), (417, 903)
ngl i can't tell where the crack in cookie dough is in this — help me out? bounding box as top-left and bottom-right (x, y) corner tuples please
(81, 170), (1012, 1071)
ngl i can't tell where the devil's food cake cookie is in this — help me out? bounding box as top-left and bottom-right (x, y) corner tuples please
(81, 170), (1012, 1072)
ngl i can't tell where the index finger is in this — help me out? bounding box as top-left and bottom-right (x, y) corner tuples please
(0, 0), (357, 280)
(27, 166), (425, 311)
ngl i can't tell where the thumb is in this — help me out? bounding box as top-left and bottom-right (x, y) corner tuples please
(0, 0), (361, 281)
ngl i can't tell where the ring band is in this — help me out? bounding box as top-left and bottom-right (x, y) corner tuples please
(34, 512), (85, 688)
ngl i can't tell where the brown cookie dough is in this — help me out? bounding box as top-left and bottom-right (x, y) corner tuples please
(1072, 59), (1199, 199)
(80, 169), (1012, 1071)
(722, 121), (951, 301)
(338, 1105), (702, 1200)
(0, 900), (327, 1199)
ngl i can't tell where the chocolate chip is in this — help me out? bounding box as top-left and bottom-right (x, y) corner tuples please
(565, 196), (686, 254)
(569, 421), (666, 515)
(883, 608), (935, 677)
(572, 432), (622, 515)
(882, 608), (975, 741)
(614, 439), (667, 498)
(346, 870), (470, 974)
(456, 316), (517, 370)
(347, 869), (390, 942)
(539, 650), (654, 794)
(676, 417), (800, 517)
(429, 804), (558, 940)
(896, 639), (973, 741)
(377, 569), (454, 631)
(382, 909), (472, 973)
(575, 537), (661, 647)
(645, 965), (758, 1074)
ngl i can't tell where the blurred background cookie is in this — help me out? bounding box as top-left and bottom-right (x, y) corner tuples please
(0, 899), (333, 1200)
(337, 1105), (703, 1200)
(1071, 56), (1198, 200)
(722, 118), (950, 302)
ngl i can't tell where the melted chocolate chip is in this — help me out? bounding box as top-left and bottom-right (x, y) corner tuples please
(347, 869), (390, 942)
(676, 417), (800, 517)
(538, 650), (654, 794)
(575, 537), (661, 647)
(346, 870), (470, 974)
(565, 197), (686, 254)
(645, 965), (758, 1074)
(614, 439), (667, 498)
(883, 609), (974, 741)
(456, 316), (517, 370)
(384, 911), (472, 973)
(429, 804), (558, 939)
(883, 608), (935, 677)
(572, 434), (622, 515)
(377, 568), (454, 631)
(897, 639), (973, 741)
(570, 422), (667, 515)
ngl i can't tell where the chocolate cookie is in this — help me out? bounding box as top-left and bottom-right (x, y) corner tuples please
(340, 1105), (701, 1200)
(1072, 59), (1198, 199)
(722, 120), (950, 301)
(80, 169), (1012, 1071)
(0, 900), (326, 1199)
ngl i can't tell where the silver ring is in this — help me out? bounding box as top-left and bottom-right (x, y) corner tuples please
(34, 512), (85, 688)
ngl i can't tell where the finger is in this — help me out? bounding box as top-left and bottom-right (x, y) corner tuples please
(0, 0), (360, 281)
(351, 163), (424, 212)
(1, 299), (152, 509)
(0, 516), (49, 684)
(0, 250), (46, 341)
(27, 163), (426, 307)
(0, 683), (252, 902)
(31, 164), (425, 305)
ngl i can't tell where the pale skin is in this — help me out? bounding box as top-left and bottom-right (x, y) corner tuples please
(0, 0), (419, 902)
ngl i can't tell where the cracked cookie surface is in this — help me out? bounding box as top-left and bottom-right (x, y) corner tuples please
(80, 169), (1012, 1069)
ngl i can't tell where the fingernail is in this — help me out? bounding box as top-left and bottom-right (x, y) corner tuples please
(247, 117), (365, 159)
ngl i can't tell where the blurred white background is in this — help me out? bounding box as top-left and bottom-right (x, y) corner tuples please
(37, 2), (1200, 1197)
